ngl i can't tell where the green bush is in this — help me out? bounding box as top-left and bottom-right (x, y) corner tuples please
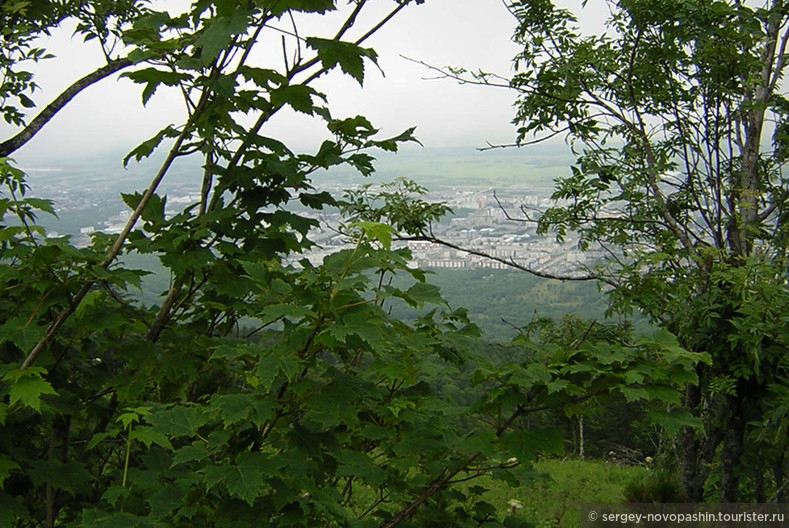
(623, 471), (687, 504)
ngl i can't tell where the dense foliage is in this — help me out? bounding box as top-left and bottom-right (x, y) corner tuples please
(0, 0), (708, 526)
(500, 0), (789, 502)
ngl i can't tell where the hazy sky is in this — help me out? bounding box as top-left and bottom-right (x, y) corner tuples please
(5, 0), (555, 163)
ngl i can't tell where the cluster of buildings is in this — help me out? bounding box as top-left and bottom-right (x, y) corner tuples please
(32, 167), (602, 277)
(301, 184), (603, 277)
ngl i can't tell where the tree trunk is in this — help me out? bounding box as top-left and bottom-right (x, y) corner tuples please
(681, 383), (704, 501)
(681, 384), (704, 502)
(720, 396), (745, 502)
(754, 465), (766, 503)
(773, 455), (785, 502)
(681, 379), (727, 502)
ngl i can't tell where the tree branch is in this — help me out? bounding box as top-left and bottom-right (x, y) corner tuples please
(0, 57), (133, 157)
(333, 0), (368, 41)
(400, 234), (600, 282)
(379, 465), (472, 528)
(401, 56), (512, 89)
(478, 128), (568, 150)
(492, 190), (538, 223)
(19, 81), (211, 370)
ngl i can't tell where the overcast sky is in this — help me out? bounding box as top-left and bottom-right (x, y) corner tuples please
(3, 0), (597, 163)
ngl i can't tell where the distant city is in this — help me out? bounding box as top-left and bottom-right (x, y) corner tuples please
(302, 182), (602, 278)
(24, 146), (598, 277)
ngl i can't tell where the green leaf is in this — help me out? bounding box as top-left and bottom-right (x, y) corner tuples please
(269, 0), (334, 15)
(323, 307), (383, 346)
(251, 399), (277, 425)
(121, 68), (190, 105)
(101, 485), (131, 507)
(405, 281), (445, 307)
(0, 494), (27, 528)
(0, 317), (45, 352)
(277, 353), (303, 382)
(456, 428), (498, 457)
(299, 190), (337, 210)
(346, 152), (376, 176)
(146, 406), (207, 437)
(210, 393), (253, 427)
(161, 245), (215, 275)
(171, 441), (210, 467)
(146, 484), (185, 519)
(116, 406), (151, 429)
(509, 362), (553, 388)
(649, 407), (703, 435)
(617, 385), (651, 402)
(28, 460), (92, 494)
(0, 455), (20, 486)
(18, 93), (35, 108)
(3, 368), (57, 412)
(256, 353), (280, 392)
(24, 197), (57, 217)
(123, 126), (181, 166)
(350, 221), (396, 249)
(329, 115), (377, 138)
(257, 303), (313, 326)
(305, 38), (379, 85)
(255, 347), (304, 393)
(648, 328), (681, 347)
(86, 431), (116, 451)
(196, 7), (250, 65)
(239, 66), (285, 88)
(120, 192), (167, 223)
(545, 378), (571, 394)
(203, 453), (272, 505)
(270, 84), (322, 115)
(373, 126), (420, 152)
(130, 426), (174, 450)
(337, 449), (387, 487)
(641, 384), (682, 405)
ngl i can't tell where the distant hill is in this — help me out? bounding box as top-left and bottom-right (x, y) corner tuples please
(385, 267), (635, 342)
(317, 143), (575, 189)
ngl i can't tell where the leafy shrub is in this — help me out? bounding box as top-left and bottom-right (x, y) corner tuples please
(623, 471), (687, 503)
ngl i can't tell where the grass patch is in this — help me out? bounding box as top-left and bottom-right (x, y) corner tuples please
(479, 458), (649, 527)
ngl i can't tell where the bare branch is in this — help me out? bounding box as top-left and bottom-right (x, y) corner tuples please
(401, 56), (512, 89)
(478, 128), (569, 151)
(333, 0), (368, 41)
(768, 24), (789, 93)
(493, 190), (535, 223)
(400, 234), (601, 282)
(500, 0), (520, 21)
(0, 57), (133, 157)
(288, 11), (302, 65)
(281, 34), (289, 71)
(354, 2), (411, 47)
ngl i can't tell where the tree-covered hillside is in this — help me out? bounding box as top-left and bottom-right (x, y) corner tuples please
(386, 268), (616, 340)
